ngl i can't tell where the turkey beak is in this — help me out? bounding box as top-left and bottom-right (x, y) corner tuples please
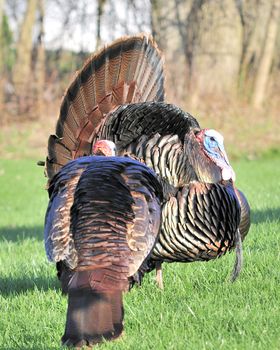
(216, 146), (236, 182)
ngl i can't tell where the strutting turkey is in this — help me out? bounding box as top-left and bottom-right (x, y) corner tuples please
(44, 34), (249, 217)
(42, 33), (250, 344)
(45, 155), (162, 347)
(43, 33), (250, 279)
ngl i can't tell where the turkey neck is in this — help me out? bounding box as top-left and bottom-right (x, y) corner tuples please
(184, 132), (224, 184)
(123, 133), (198, 189)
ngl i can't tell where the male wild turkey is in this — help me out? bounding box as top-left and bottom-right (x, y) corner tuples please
(45, 155), (162, 347)
(43, 33), (250, 278)
(44, 33), (249, 232)
(42, 34), (250, 346)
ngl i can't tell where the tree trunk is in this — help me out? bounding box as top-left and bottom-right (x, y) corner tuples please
(34, 0), (45, 118)
(0, 0), (4, 119)
(150, 0), (243, 107)
(96, 0), (106, 50)
(189, 0), (242, 105)
(151, 0), (192, 105)
(238, 0), (271, 98)
(12, 0), (37, 115)
(252, 0), (280, 108)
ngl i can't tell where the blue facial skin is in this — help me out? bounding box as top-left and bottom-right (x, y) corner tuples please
(201, 129), (236, 181)
(203, 135), (229, 164)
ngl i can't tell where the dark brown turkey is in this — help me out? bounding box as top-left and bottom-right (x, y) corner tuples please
(45, 156), (162, 347)
(44, 34), (249, 275)
(42, 33), (251, 347)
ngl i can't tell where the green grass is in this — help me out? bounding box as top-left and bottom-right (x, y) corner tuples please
(0, 156), (280, 349)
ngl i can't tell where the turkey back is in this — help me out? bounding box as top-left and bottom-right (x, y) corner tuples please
(44, 156), (163, 347)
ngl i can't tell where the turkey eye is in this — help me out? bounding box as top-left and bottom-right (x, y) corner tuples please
(193, 129), (200, 136)
(210, 137), (215, 141)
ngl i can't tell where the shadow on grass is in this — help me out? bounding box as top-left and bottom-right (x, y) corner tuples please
(0, 225), (43, 242)
(252, 208), (280, 224)
(0, 274), (60, 296)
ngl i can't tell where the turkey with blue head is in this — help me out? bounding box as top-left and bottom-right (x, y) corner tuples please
(42, 34), (250, 347)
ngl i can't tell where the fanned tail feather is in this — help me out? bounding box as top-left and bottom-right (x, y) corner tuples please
(46, 34), (165, 179)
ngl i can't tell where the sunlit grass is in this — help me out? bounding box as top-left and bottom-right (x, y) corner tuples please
(0, 157), (279, 349)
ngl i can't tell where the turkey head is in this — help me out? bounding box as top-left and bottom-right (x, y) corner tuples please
(185, 128), (236, 184)
(92, 140), (116, 156)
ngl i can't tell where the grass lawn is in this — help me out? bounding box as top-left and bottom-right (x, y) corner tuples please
(0, 156), (279, 349)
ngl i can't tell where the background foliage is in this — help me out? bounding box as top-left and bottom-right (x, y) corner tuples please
(0, 0), (279, 158)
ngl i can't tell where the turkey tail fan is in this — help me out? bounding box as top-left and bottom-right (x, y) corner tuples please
(62, 271), (124, 348)
(46, 34), (165, 180)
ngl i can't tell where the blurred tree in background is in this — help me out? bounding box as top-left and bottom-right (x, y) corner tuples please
(0, 0), (4, 112)
(251, 0), (280, 108)
(12, 0), (37, 114)
(151, 0), (279, 108)
(0, 0), (279, 144)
